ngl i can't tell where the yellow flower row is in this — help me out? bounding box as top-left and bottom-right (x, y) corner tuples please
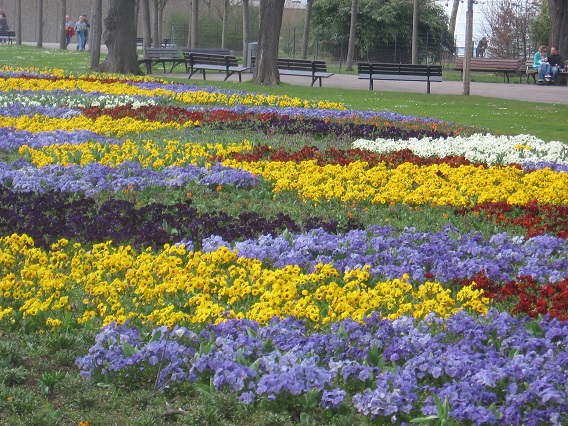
(19, 139), (255, 168)
(1, 115), (196, 137)
(0, 234), (489, 330)
(0, 68), (345, 110)
(222, 159), (568, 206)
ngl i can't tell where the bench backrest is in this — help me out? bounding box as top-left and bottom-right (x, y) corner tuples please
(187, 53), (240, 68)
(276, 58), (328, 73)
(0, 31), (15, 37)
(183, 48), (231, 56)
(143, 47), (181, 59)
(358, 62), (442, 77)
(454, 57), (521, 71)
(250, 57), (328, 73)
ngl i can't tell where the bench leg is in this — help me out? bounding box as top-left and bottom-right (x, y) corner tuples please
(426, 80), (431, 94)
(202, 70), (206, 80)
(369, 79), (373, 90)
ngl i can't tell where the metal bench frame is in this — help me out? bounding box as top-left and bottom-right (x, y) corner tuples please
(137, 47), (185, 74)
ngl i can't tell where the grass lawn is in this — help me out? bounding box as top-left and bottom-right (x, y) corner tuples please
(1, 44), (567, 143)
(0, 45), (567, 426)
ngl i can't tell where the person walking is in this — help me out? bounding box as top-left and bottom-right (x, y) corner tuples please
(75, 15), (87, 51)
(81, 15), (90, 50)
(0, 9), (9, 36)
(64, 15), (74, 48)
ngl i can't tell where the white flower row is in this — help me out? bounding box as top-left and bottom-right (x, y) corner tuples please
(352, 133), (568, 166)
(0, 93), (157, 109)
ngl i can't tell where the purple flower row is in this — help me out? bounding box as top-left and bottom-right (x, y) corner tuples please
(197, 225), (568, 284)
(0, 127), (120, 152)
(0, 103), (81, 118)
(76, 310), (568, 424)
(0, 160), (258, 194)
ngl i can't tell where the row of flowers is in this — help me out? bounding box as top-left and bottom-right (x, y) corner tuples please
(0, 234), (488, 329)
(76, 311), (568, 425)
(2, 66), (568, 424)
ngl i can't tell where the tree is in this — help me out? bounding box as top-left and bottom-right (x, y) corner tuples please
(549, 0), (568, 58)
(14, 0), (21, 45)
(141, 0), (152, 48)
(301, 0), (315, 59)
(98, 0), (142, 75)
(482, 0), (541, 59)
(59, 0), (66, 50)
(312, 0), (453, 63)
(411, 0), (418, 63)
(449, 0), (460, 41)
(253, 0), (285, 85)
(190, 0), (199, 48)
(242, 0), (250, 66)
(36, 0), (43, 47)
(90, 0), (103, 70)
(345, 0), (357, 70)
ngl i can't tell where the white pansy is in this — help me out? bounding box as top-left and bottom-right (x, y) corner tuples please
(352, 133), (568, 166)
(0, 92), (156, 109)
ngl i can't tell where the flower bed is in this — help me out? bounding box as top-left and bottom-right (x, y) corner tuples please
(1, 66), (567, 425)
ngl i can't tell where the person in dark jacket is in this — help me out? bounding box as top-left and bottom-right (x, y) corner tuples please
(547, 46), (564, 85)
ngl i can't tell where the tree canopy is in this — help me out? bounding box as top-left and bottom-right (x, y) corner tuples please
(311, 0), (454, 63)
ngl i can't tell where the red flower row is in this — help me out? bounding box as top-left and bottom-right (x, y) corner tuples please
(459, 272), (568, 321)
(455, 201), (568, 239)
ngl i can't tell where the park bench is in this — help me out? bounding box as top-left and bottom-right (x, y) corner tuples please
(137, 47), (185, 74)
(182, 47), (231, 56)
(185, 52), (249, 82)
(250, 57), (334, 87)
(357, 62), (443, 93)
(0, 31), (16, 44)
(524, 59), (568, 85)
(453, 57), (522, 82)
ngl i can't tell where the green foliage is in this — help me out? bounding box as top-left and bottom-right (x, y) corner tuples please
(311, 0), (454, 61)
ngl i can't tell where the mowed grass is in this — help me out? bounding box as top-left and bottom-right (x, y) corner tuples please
(1, 44), (567, 143)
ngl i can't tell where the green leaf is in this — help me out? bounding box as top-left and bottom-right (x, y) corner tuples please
(150, 330), (162, 343)
(121, 341), (137, 358)
(525, 320), (544, 338)
(410, 415), (439, 423)
(300, 412), (314, 425)
(337, 324), (349, 340)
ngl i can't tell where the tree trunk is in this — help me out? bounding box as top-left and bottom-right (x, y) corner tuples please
(242, 0), (250, 66)
(153, 0), (159, 47)
(411, 0), (418, 64)
(98, 0), (142, 75)
(14, 0), (22, 45)
(36, 0), (43, 47)
(549, 0), (568, 59)
(301, 0), (313, 59)
(159, 1), (167, 46)
(90, 0), (103, 70)
(449, 0), (460, 42)
(221, 0), (228, 49)
(190, 0), (198, 48)
(253, 0), (284, 85)
(462, 0), (473, 95)
(59, 0), (66, 49)
(345, 0), (357, 71)
(142, 0), (151, 48)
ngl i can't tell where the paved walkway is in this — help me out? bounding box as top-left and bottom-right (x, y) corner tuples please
(29, 42), (568, 105)
(163, 70), (568, 105)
